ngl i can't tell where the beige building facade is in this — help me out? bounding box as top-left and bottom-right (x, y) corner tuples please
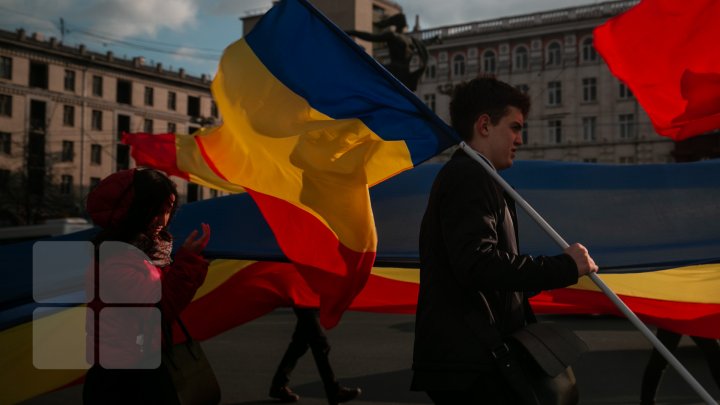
(0, 28), (222, 224)
(241, 0), (402, 55)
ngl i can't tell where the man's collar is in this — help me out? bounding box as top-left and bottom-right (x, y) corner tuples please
(470, 149), (497, 172)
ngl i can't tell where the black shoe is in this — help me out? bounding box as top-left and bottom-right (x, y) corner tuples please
(269, 385), (300, 403)
(328, 386), (361, 405)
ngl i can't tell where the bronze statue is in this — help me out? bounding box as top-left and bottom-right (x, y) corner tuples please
(347, 13), (429, 91)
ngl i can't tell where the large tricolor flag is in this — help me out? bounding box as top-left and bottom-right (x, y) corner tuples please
(3, 159), (720, 403)
(182, 261), (720, 341)
(594, 0), (720, 140)
(124, 0), (457, 328)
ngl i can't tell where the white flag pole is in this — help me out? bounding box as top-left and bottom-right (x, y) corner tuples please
(459, 142), (716, 405)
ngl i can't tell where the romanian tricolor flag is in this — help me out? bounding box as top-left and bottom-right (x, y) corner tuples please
(3, 158), (720, 403)
(181, 261), (720, 341)
(124, 0), (457, 328)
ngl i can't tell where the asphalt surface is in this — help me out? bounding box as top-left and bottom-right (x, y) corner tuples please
(20, 310), (720, 405)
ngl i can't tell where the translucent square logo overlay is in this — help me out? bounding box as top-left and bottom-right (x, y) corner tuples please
(99, 242), (161, 304)
(33, 241), (93, 303)
(32, 241), (162, 370)
(33, 307), (92, 370)
(99, 307), (161, 369)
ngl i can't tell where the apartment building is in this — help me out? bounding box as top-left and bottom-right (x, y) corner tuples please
(0, 28), (221, 225)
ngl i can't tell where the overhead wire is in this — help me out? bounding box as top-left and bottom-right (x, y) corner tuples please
(0, 5), (224, 62)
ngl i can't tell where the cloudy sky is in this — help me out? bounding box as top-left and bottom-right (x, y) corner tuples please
(0, 0), (603, 77)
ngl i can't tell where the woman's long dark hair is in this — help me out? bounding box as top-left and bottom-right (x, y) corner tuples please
(93, 169), (178, 256)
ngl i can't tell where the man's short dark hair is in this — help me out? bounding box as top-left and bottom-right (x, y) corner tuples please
(449, 77), (530, 142)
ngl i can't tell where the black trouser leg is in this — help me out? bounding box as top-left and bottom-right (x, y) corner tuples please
(310, 339), (338, 395)
(293, 308), (339, 396)
(691, 336), (720, 389)
(640, 329), (682, 404)
(271, 339), (310, 388)
(270, 309), (315, 388)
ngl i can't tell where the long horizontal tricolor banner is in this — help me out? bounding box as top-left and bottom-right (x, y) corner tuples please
(123, 0), (457, 329)
(3, 260), (718, 404)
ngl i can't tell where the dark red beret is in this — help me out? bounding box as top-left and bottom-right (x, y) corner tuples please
(86, 169), (136, 228)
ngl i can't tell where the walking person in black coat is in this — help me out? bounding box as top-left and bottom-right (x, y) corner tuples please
(269, 307), (361, 404)
(411, 77), (599, 404)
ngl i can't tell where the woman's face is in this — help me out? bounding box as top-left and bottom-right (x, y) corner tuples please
(150, 194), (176, 236)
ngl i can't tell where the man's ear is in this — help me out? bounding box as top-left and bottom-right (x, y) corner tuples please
(474, 114), (491, 137)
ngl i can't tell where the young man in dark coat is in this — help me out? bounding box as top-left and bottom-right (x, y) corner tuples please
(411, 77), (599, 404)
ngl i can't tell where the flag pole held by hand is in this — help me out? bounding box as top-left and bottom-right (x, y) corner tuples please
(459, 142), (716, 405)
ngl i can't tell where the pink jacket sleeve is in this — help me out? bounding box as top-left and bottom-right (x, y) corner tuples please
(159, 247), (209, 320)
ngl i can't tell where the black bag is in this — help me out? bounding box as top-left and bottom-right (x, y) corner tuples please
(477, 293), (588, 405)
(159, 317), (222, 405)
(504, 322), (588, 405)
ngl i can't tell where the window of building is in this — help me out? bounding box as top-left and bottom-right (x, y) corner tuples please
(546, 42), (562, 67)
(92, 110), (103, 131)
(582, 77), (597, 102)
(547, 81), (562, 106)
(619, 82), (634, 99)
(581, 37), (597, 62)
(0, 94), (11, 117)
(513, 46), (528, 71)
(619, 114), (636, 139)
(91, 144), (102, 165)
(0, 132), (11, 155)
(167, 91), (176, 110)
(90, 177), (101, 190)
(209, 188), (218, 198)
(516, 84), (529, 95)
(29, 62), (48, 89)
(582, 117), (596, 141)
(144, 86), (154, 106)
(64, 70), (76, 92)
(167, 122), (177, 133)
(30, 100), (45, 132)
(187, 96), (200, 117)
(116, 144), (129, 171)
(0, 169), (10, 189)
(583, 158), (597, 163)
(63, 105), (75, 127)
(0, 56), (11, 80)
(117, 79), (132, 104)
(424, 58), (437, 79)
(547, 120), (563, 144)
(619, 156), (636, 164)
(423, 93), (436, 112)
(452, 54), (465, 77)
(60, 175), (73, 194)
(187, 183), (199, 202)
(482, 50), (496, 73)
(61, 140), (74, 162)
(92, 75), (103, 97)
(211, 101), (218, 118)
(117, 122), (131, 171)
(144, 119), (153, 133)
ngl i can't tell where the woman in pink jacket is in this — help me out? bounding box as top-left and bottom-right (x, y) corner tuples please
(83, 168), (211, 404)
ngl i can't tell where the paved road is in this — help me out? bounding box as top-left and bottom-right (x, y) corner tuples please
(21, 310), (719, 405)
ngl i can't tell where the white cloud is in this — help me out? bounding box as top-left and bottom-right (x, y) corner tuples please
(171, 46), (213, 61)
(78, 0), (199, 38)
(210, 0), (269, 17)
(0, 0), (200, 40)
